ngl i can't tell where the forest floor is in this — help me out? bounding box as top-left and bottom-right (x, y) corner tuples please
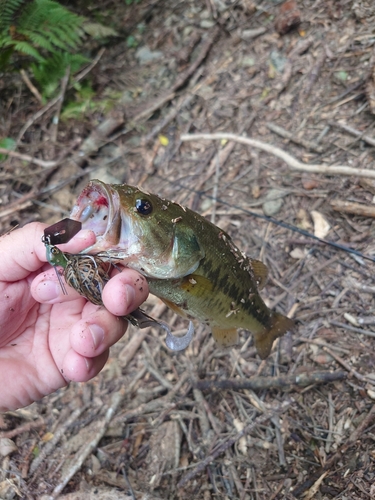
(1, 0), (375, 499)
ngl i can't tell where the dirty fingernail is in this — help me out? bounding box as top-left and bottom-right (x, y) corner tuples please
(89, 324), (105, 349)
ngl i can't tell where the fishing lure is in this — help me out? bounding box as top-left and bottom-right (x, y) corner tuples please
(42, 222), (193, 351)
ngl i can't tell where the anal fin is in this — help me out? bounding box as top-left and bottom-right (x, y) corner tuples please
(212, 327), (239, 347)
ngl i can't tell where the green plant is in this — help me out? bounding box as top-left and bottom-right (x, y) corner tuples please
(0, 137), (16, 160)
(0, 0), (87, 97)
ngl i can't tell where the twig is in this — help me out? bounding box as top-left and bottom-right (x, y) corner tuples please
(292, 404), (375, 497)
(0, 148), (57, 168)
(322, 346), (372, 384)
(325, 392), (334, 454)
(267, 122), (324, 153)
(74, 47), (105, 83)
(0, 417), (45, 439)
(195, 370), (346, 391)
(302, 47), (326, 99)
(178, 400), (291, 488)
(16, 48), (105, 145)
(0, 200), (33, 219)
(20, 69), (43, 104)
(50, 390), (125, 498)
(145, 360), (175, 390)
(330, 199), (375, 218)
(118, 330), (146, 367)
(193, 388), (211, 437)
(271, 415), (286, 467)
(298, 337), (350, 355)
(330, 320), (375, 338)
(0, 163), (96, 220)
(50, 65), (70, 146)
(329, 120), (375, 148)
(29, 407), (84, 476)
(180, 133), (375, 179)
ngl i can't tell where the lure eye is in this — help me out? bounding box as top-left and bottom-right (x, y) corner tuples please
(135, 199), (153, 216)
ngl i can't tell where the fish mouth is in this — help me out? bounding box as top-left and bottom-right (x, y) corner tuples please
(70, 180), (133, 256)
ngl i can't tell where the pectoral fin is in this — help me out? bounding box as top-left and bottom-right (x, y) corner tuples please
(212, 327), (239, 347)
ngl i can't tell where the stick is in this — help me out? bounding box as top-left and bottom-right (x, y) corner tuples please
(322, 346), (372, 384)
(195, 370), (347, 391)
(180, 133), (375, 179)
(50, 65), (70, 147)
(329, 120), (375, 147)
(302, 47), (326, 99)
(330, 320), (375, 338)
(29, 407), (84, 476)
(330, 199), (375, 218)
(50, 390), (125, 498)
(267, 122), (324, 153)
(20, 69), (43, 104)
(177, 400), (291, 488)
(0, 148), (57, 168)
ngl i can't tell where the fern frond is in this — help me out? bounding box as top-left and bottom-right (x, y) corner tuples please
(0, 0), (25, 31)
(31, 51), (88, 97)
(6, 40), (45, 61)
(17, 0), (84, 49)
(26, 32), (54, 52)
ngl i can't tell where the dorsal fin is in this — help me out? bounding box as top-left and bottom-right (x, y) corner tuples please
(250, 259), (269, 290)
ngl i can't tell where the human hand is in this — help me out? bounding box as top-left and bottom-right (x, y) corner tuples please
(0, 222), (148, 411)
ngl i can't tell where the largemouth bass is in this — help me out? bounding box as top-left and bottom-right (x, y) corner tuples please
(70, 180), (294, 359)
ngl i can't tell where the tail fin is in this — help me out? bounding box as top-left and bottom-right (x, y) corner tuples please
(254, 312), (295, 359)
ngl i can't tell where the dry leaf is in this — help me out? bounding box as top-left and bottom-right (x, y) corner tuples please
(290, 247), (306, 259)
(0, 438), (18, 457)
(311, 210), (330, 238)
(303, 471), (328, 499)
(233, 418), (247, 455)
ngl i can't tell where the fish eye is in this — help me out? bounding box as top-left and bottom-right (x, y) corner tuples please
(135, 198), (153, 216)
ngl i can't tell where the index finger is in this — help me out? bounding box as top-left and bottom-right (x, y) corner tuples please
(0, 222), (96, 282)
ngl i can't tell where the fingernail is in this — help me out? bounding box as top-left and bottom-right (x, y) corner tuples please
(89, 324), (104, 349)
(35, 280), (61, 302)
(84, 357), (94, 372)
(125, 284), (136, 310)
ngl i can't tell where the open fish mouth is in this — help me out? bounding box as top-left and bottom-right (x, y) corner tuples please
(70, 180), (138, 258)
(70, 181), (114, 240)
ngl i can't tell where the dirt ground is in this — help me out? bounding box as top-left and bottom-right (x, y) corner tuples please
(1, 0), (375, 498)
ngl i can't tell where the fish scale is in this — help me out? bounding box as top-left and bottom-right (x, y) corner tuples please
(70, 180), (295, 359)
